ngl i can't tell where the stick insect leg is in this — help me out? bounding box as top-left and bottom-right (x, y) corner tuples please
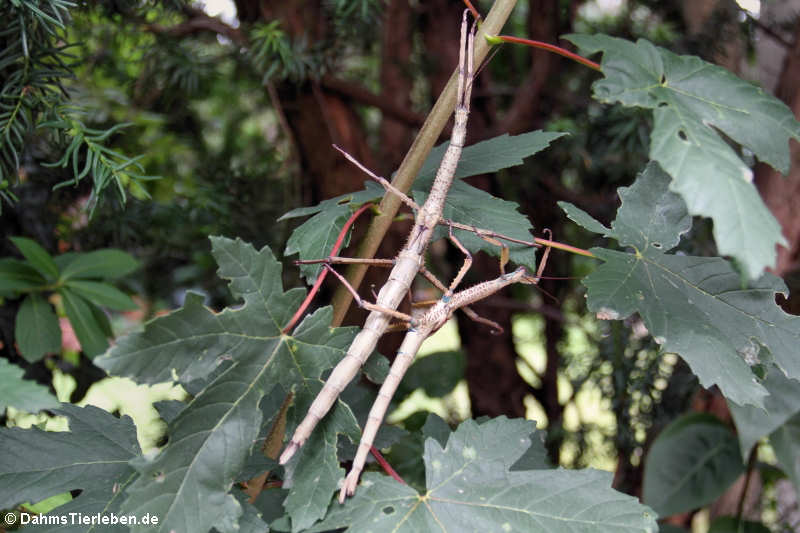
(324, 265), (414, 323)
(534, 229), (553, 282)
(462, 307), (504, 334)
(438, 218), (543, 252)
(446, 223), (472, 295)
(333, 145), (420, 212)
(423, 250), (501, 333)
(296, 256), (395, 267)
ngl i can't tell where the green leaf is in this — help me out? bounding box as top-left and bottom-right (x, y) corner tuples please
(510, 426), (551, 471)
(96, 238), (305, 384)
(421, 412), (451, 448)
(559, 202), (612, 237)
(0, 358), (59, 412)
(212, 490), (270, 533)
(643, 413), (744, 516)
(58, 249), (140, 280)
(0, 258), (46, 292)
(97, 237), (361, 533)
(0, 404), (140, 518)
(707, 516), (771, 533)
(285, 203), (352, 283)
(10, 236), (60, 281)
(415, 180), (538, 273)
(383, 414), (449, 491)
(770, 413), (800, 493)
(413, 131), (567, 191)
(396, 350), (464, 398)
(280, 180), (384, 220)
(281, 181), (384, 283)
(282, 386), (359, 532)
(15, 293), (62, 362)
(562, 163), (800, 407)
(60, 287), (109, 357)
(309, 417), (657, 532)
(64, 280), (138, 310)
(728, 370), (800, 457)
(564, 34), (798, 278)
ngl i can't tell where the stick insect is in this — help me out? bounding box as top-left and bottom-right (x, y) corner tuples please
(279, 10), (549, 501)
(279, 10), (479, 467)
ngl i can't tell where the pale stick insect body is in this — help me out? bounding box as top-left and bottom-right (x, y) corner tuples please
(338, 246), (550, 501)
(279, 11), (478, 467)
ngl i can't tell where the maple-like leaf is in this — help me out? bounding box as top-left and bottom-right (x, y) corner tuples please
(0, 404), (140, 528)
(96, 237), (365, 533)
(559, 162), (800, 407)
(0, 357), (59, 412)
(308, 417), (657, 532)
(565, 34), (799, 278)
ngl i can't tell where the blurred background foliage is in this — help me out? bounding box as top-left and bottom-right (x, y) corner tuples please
(1, 0), (799, 530)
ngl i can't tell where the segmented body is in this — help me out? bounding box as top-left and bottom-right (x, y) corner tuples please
(338, 267), (533, 501)
(278, 12), (476, 467)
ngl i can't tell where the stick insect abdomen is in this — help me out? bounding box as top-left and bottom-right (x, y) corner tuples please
(279, 252), (422, 464)
(338, 322), (433, 502)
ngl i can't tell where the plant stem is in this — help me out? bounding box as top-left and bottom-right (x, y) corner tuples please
(370, 446), (406, 485)
(736, 443), (759, 526)
(329, 0), (519, 327)
(490, 35), (602, 71)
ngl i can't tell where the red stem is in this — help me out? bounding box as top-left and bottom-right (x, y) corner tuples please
(282, 203), (374, 334)
(494, 35), (601, 71)
(370, 445), (406, 485)
(461, 0), (482, 21)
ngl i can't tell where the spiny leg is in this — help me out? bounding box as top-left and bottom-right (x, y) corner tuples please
(333, 145), (420, 212)
(296, 256), (395, 267)
(439, 218), (543, 252)
(534, 229), (553, 282)
(324, 265), (414, 324)
(445, 222), (472, 295)
(463, 306), (503, 334)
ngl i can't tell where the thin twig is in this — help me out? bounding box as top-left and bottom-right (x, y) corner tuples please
(737, 444), (759, 523)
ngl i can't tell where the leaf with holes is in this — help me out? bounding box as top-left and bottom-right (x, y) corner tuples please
(565, 34), (799, 278)
(560, 162), (800, 407)
(308, 417), (657, 533)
